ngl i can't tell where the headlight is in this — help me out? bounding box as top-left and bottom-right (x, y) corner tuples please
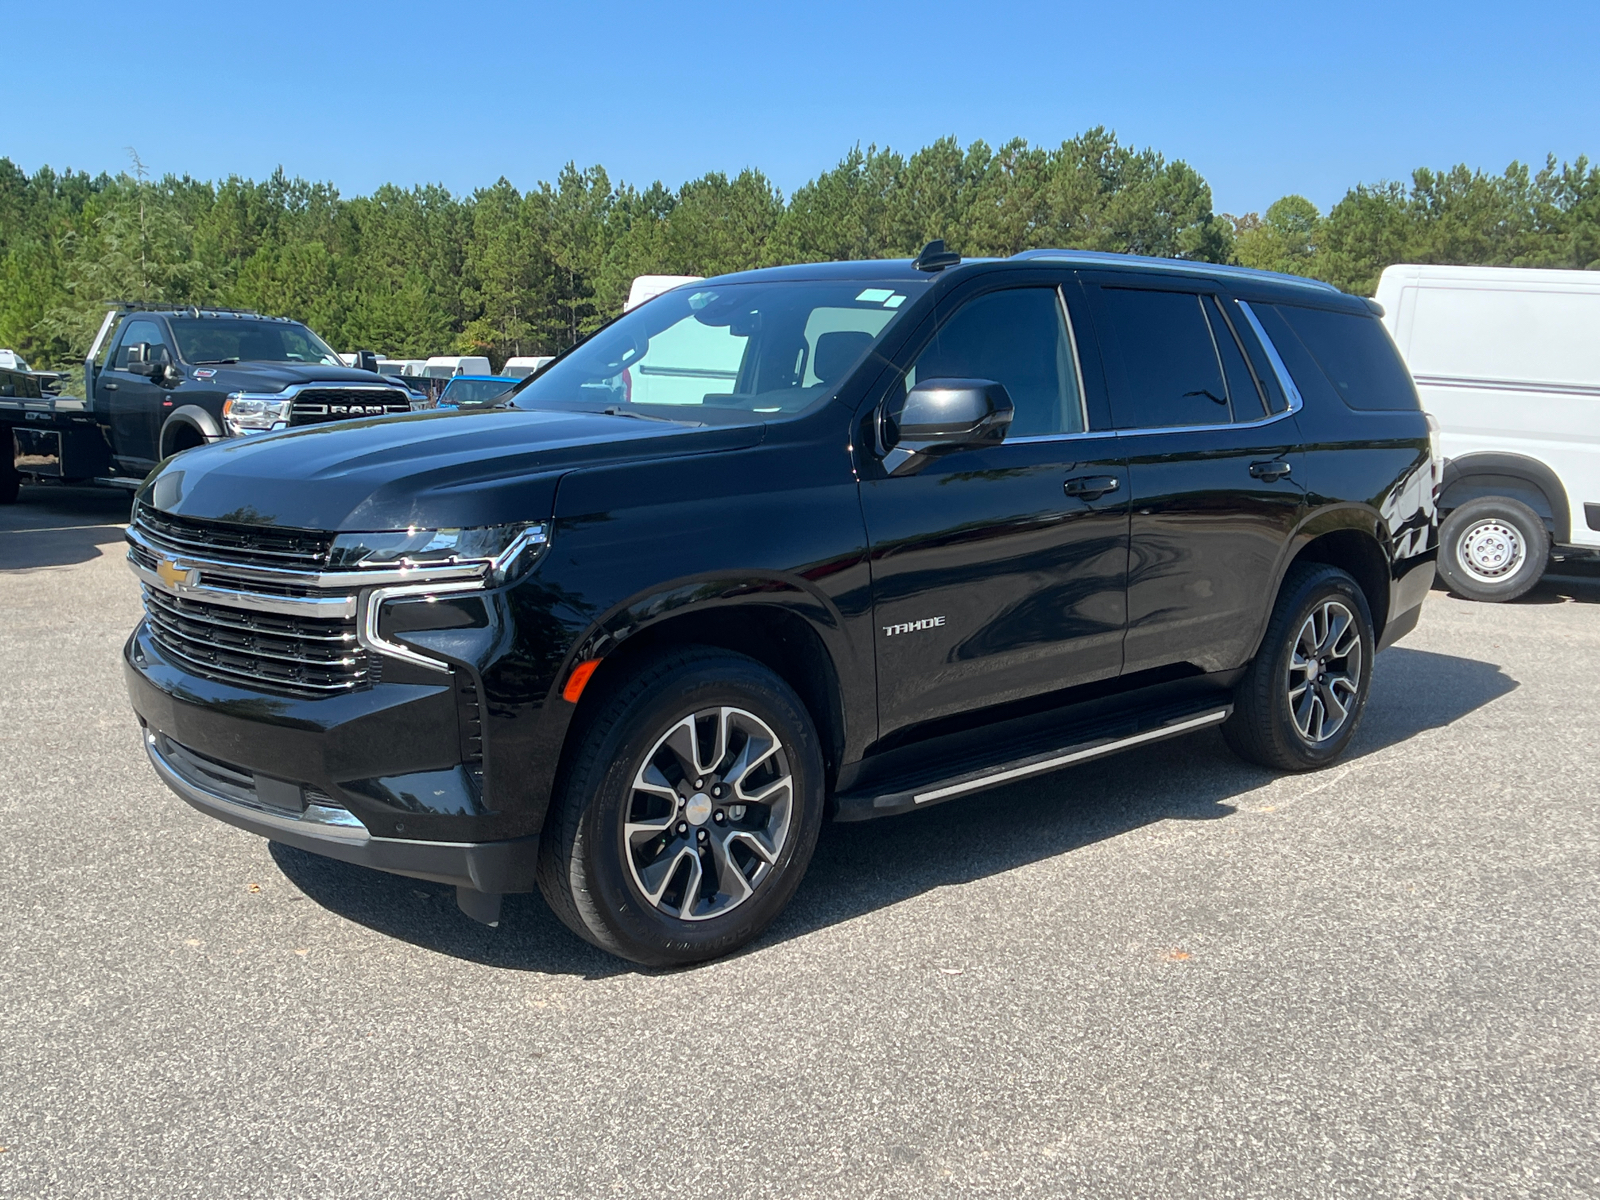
(223, 393), (292, 435)
(329, 523), (549, 583)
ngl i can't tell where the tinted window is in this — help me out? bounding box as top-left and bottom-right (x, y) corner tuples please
(1097, 288), (1231, 429)
(1205, 298), (1267, 420)
(909, 288), (1083, 436)
(1270, 304), (1420, 411)
(113, 319), (171, 368)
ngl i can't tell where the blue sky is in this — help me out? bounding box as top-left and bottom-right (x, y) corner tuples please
(9, 0), (1598, 217)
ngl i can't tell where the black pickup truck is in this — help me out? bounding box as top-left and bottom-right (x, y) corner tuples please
(0, 305), (415, 504)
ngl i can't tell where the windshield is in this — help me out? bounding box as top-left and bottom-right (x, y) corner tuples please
(510, 279), (927, 424)
(168, 318), (343, 366)
(440, 378), (515, 407)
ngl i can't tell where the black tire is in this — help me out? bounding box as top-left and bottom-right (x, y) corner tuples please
(161, 421), (207, 458)
(0, 454), (18, 504)
(1223, 563), (1375, 772)
(536, 647), (826, 967)
(1436, 496), (1549, 603)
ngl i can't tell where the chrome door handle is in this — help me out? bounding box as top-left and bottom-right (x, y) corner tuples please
(1064, 475), (1121, 500)
(104, 383), (118, 391)
(1249, 460), (1291, 481)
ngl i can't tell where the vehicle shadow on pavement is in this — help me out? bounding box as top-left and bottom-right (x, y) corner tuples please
(763, 645), (1518, 954)
(1, 486), (133, 571)
(269, 647), (1515, 975)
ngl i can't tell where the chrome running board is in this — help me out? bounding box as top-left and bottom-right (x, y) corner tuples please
(834, 702), (1231, 821)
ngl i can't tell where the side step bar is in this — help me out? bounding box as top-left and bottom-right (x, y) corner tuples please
(833, 705), (1230, 822)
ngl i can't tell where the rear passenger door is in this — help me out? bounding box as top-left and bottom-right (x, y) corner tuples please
(1083, 276), (1305, 676)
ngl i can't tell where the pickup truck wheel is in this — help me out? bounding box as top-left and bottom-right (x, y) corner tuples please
(1223, 563), (1374, 772)
(0, 452), (18, 504)
(1436, 496), (1548, 603)
(536, 648), (825, 967)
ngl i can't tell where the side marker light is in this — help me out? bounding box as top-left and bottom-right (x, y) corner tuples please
(562, 658), (602, 703)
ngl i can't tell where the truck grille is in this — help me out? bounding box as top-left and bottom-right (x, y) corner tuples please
(288, 388), (411, 426)
(141, 585), (374, 695)
(133, 504), (332, 570)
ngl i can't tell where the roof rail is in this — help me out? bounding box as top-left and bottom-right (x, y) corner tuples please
(1008, 249), (1341, 293)
(102, 300), (274, 318)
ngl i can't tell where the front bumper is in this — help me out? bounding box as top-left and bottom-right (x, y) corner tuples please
(126, 623), (540, 908)
(143, 727), (537, 896)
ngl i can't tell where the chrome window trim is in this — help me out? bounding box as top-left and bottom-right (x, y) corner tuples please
(1002, 299), (1304, 444)
(1056, 286), (1090, 436)
(1235, 300), (1305, 415)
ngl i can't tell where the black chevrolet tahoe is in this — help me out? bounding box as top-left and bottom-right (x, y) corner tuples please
(122, 247), (1438, 966)
(1, 305), (413, 503)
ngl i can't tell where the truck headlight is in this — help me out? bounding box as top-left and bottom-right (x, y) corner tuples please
(223, 394), (292, 435)
(329, 523), (549, 583)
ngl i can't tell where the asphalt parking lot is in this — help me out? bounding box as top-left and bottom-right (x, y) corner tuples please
(2, 485), (1597, 1199)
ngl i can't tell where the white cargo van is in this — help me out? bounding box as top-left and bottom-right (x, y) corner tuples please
(1376, 264), (1600, 600)
(420, 356), (492, 380)
(624, 275), (702, 312)
(503, 355), (554, 380)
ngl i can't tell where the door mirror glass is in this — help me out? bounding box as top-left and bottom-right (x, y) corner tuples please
(882, 378), (1014, 475)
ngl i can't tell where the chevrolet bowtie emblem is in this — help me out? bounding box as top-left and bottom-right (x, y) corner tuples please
(155, 558), (197, 590)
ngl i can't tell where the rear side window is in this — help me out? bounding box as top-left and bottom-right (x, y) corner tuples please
(1205, 298), (1268, 420)
(1094, 287), (1233, 429)
(1270, 304), (1420, 411)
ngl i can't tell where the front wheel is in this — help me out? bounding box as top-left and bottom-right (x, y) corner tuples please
(1224, 563), (1375, 772)
(1436, 496), (1549, 603)
(537, 647), (825, 967)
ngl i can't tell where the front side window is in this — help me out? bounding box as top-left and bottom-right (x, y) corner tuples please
(511, 279), (927, 426)
(1096, 288), (1235, 430)
(167, 318), (343, 367)
(907, 288), (1084, 437)
(113, 319), (172, 369)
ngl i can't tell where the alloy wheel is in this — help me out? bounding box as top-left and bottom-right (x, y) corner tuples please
(1286, 599), (1363, 744)
(624, 706), (794, 921)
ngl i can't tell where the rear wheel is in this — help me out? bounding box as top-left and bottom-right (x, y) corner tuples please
(1437, 496), (1548, 603)
(0, 449), (18, 504)
(537, 647), (825, 967)
(1224, 563), (1375, 772)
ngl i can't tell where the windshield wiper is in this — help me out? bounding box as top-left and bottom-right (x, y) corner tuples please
(600, 405), (696, 425)
(192, 358), (240, 365)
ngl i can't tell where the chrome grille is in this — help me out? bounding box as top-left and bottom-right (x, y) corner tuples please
(141, 585), (374, 695)
(288, 388), (410, 427)
(133, 504), (332, 570)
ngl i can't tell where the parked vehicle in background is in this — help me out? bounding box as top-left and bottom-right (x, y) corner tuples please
(422, 356), (492, 380)
(375, 358), (427, 380)
(625, 275), (702, 312)
(0, 305), (410, 504)
(1376, 264), (1600, 601)
(436, 375), (517, 409)
(503, 356), (554, 380)
(123, 245), (1437, 965)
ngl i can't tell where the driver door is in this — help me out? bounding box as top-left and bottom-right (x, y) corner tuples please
(101, 317), (174, 469)
(859, 276), (1130, 738)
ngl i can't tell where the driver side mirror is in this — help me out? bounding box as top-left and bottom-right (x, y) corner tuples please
(881, 378), (1014, 475)
(353, 349), (379, 373)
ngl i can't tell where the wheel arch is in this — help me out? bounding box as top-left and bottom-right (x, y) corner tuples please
(159, 406), (223, 457)
(1439, 452), (1570, 545)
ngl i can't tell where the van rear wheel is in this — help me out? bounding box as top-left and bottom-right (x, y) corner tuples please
(1437, 496), (1548, 603)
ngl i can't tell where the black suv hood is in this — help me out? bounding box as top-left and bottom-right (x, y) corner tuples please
(137, 408), (761, 533)
(186, 362), (399, 391)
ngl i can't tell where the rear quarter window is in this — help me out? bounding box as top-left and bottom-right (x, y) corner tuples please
(1269, 303), (1420, 412)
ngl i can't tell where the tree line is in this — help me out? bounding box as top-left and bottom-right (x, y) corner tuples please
(1, 130), (1596, 375)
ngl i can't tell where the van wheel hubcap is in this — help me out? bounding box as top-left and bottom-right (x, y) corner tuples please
(1287, 600), (1363, 744)
(624, 706), (793, 922)
(1457, 519), (1526, 584)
